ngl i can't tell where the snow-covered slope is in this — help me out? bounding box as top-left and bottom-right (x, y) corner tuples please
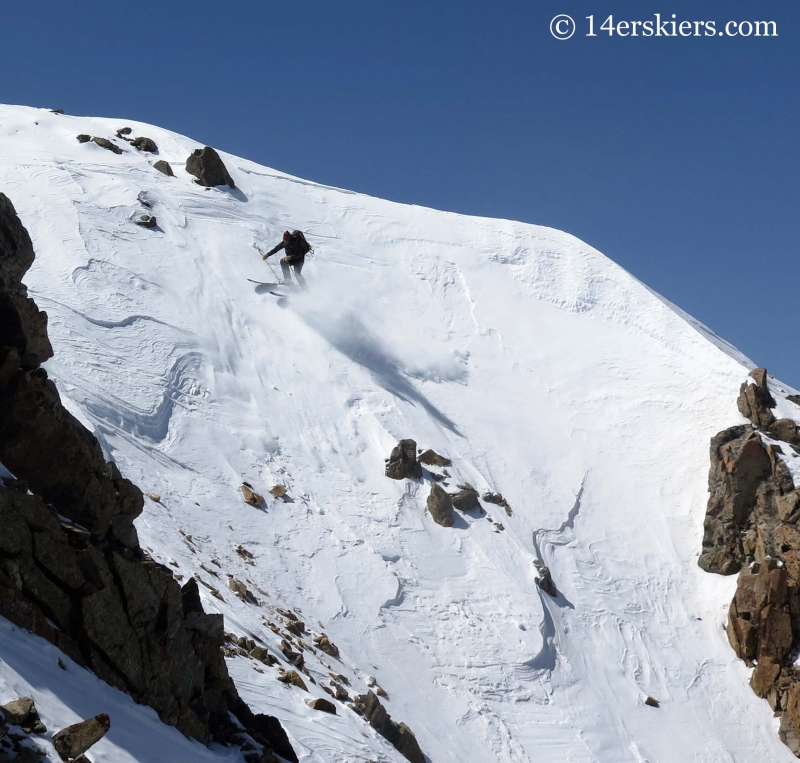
(0, 103), (795, 762)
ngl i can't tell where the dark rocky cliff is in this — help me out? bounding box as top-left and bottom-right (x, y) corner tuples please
(699, 368), (800, 756)
(0, 193), (296, 763)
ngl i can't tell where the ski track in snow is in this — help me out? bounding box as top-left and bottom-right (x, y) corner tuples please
(0, 104), (795, 763)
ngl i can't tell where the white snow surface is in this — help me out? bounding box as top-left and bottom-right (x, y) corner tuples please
(1, 103), (798, 762)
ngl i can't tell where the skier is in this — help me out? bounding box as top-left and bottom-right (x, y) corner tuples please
(262, 230), (311, 288)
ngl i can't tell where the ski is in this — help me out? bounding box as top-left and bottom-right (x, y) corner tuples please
(247, 279), (281, 287)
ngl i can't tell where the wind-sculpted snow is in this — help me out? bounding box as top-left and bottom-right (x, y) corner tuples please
(0, 103), (795, 762)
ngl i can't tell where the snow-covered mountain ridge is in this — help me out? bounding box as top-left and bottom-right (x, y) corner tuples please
(1, 103), (798, 762)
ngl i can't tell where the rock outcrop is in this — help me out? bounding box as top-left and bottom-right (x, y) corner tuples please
(352, 691), (425, 763)
(699, 370), (800, 758)
(698, 425), (792, 575)
(737, 367), (777, 429)
(185, 147), (235, 188)
(427, 483), (454, 527)
(385, 439), (422, 480)
(0, 194), (295, 763)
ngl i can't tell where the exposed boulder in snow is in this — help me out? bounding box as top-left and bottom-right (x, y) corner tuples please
(385, 439), (422, 480)
(241, 483), (264, 508)
(737, 368), (777, 429)
(284, 618), (304, 636)
(251, 646), (277, 666)
(769, 418), (800, 447)
(269, 485), (288, 500)
(1, 697), (46, 734)
(135, 214), (157, 228)
(91, 137), (123, 155)
(353, 691), (424, 763)
(116, 127), (132, 136)
(185, 146), (235, 188)
(228, 576), (257, 603)
(427, 483), (454, 527)
(483, 491), (513, 516)
(308, 697), (337, 714)
(418, 448), (451, 467)
(313, 634), (340, 657)
(534, 560), (557, 597)
(52, 713), (110, 761)
(75, 134), (90, 143)
(0, 701), (47, 760)
(131, 136), (157, 153)
(279, 640), (304, 670)
(153, 159), (174, 177)
(451, 483), (480, 512)
(278, 670), (308, 691)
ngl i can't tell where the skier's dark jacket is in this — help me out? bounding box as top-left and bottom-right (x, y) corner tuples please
(265, 232), (308, 262)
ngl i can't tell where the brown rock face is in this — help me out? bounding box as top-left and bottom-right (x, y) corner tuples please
(0, 195), (295, 763)
(427, 483), (454, 527)
(727, 562), (794, 667)
(353, 691), (425, 763)
(52, 713), (110, 761)
(385, 439), (422, 480)
(697, 426), (791, 575)
(185, 146), (235, 188)
(737, 368), (777, 429)
(699, 382), (800, 759)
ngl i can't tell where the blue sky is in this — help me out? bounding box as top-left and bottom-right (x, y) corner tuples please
(2, 1), (798, 383)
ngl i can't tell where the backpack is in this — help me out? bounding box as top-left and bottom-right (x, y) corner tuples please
(292, 230), (312, 255)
